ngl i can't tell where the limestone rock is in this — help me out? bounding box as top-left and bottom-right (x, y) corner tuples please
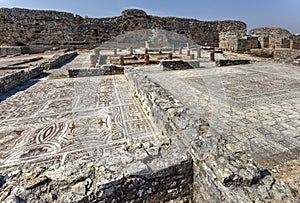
(122, 9), (148, 18)
(0, 8), (246, 47)
(3, 195), (25, 203)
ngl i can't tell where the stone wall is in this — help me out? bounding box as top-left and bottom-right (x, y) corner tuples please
(92, 160), (193, 202)
(216, 59), (250, 66)
(251, 48), (300, 62)
(125, 67), (298, 202)
(237, 37), (259, 52)
(0, 46), (23, 56)
(0, 51), (77, 94)
(250, 27), (292, 48)
(68, 64), (124, 77)
(0, 8), (246, 47)
(220, 36), (259, 52)
(219, 31), (247, 50)
(160, 60), (199, 71)
(273, 49), (300, 62)
(292, 41), (300, 49)
(282, 38), (291, 48)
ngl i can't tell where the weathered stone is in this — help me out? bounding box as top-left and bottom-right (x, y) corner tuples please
(3, 195), (25, 203)
(215, 59), (250, 66)
(197, 48), (201, 58)
(0, 51), (77, 95)
(0, 8), (246, 47)
(0, 175), (8, 188)
(25, 176), (51, 190)
(71, 178), (92, 195)
(144, 54), (150, 65)
(69, 64), (124, 77)
(210, 52), (215, 61)
(186, 49), (191, 56)
(250, 27), (292, 48)
(160, 60), (194, 71)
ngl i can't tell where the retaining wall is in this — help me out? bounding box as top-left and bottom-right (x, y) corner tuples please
(0, 51), (77, 95)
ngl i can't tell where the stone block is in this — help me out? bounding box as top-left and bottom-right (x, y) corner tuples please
(215, 59), (250, 67)
(68, 64), (124, 78)
(160, 60), (196, 71)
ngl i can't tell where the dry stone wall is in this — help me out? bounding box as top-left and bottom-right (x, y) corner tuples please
(0, 8), (246, 47)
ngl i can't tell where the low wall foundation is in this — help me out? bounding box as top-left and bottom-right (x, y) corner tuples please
(0, 51), (77, 95)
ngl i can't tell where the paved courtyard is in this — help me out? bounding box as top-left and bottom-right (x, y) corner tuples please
(142, 61), (300, 167)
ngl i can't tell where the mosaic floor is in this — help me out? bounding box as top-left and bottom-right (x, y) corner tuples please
(144, 62), (300, 165)
(0, 75), (157, 172)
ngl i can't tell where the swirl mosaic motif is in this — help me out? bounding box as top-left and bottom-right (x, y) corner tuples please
(0, 75), (157, 171)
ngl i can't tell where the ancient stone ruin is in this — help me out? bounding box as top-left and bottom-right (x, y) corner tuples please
(0, 8), (299, 203)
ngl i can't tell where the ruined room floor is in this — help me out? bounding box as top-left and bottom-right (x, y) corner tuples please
(142, 61), (300, 167)
(0, 50), (69, 76)
(139, 60), (300, 196)
(1, 52), (300, 201)
(0, 54), (187, 176)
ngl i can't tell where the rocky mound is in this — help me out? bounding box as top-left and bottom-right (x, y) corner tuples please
(0, 8), (246, 47)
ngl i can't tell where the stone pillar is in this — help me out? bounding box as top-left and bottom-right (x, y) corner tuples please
(113, 49), (117, 56)
(94, 48), (100, 57)
(129, 47), (133, 54)
(120, 56), (124, 66)
(167, 53), (173, 60)
(145, 41), (149, 49)
(90, 54), (97, 67)
(106, 58), (111, 64)
(290, 40), (294, 49)
(190, 54), (195, 60)
(187, 49), (191, 56)
(197, 48), (201, 58)
(144, 54), (150, 65)
(179, 47), (182, 54)
(210, 52), (215, 61)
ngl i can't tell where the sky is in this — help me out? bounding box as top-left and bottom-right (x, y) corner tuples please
(0, 0), (299, 34)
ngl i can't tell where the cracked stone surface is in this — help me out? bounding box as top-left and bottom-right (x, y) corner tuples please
(0, 53), (193, 202)
(0, 70), (166, 173)
(140, 61), (300, 166)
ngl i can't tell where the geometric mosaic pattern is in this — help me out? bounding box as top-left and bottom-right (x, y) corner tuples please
(0, 75), (157, 172)
(145, 62), (300, 166)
